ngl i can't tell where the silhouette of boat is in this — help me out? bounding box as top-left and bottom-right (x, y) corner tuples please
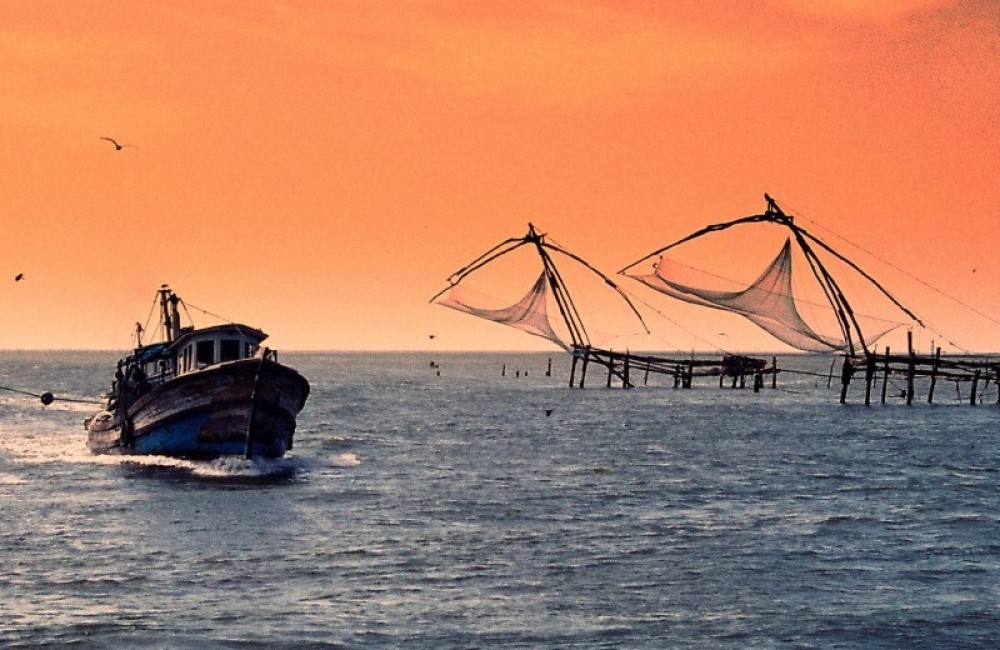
(85, 286), (310, 459)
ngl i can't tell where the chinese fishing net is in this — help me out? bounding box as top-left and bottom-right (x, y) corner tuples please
(436, 271), (569, 350)
(628, 239), (847, 353)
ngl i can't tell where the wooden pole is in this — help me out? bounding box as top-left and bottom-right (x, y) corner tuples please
(906, 331), (915, 406)
(623, 353), (631, 389)
(839, 356), (852, 404)
(643, 363), (650, 386)
(880, 347), (890, 404)
(771, 357), (778, 389)
(864, 353), (875, 406)
(606, 358), (614, 388)
(579, 349), (590, 388)
(546, 357), (552, 377)
(927, 347), (941, 404)
(827, 358), (835, 389)
(970, 369), (981, 406)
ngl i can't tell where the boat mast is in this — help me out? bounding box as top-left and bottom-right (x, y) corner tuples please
(158, 285), (183, 342)
(169, 293), (182, 341)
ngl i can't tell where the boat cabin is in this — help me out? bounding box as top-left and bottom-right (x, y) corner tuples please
(170, 324), (268, 375)
(129, 324), (268, 389)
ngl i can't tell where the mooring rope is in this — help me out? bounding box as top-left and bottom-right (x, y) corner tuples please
(0, 384), (102, 406)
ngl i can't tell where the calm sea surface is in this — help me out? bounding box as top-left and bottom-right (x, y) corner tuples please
(1, 351), (998, 648)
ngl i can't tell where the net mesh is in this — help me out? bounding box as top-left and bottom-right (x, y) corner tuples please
(436, 271), (569, 350)
(629, 239), (846, 353)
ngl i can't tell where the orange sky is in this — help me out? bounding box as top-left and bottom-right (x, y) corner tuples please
(0, 0), (997, 353)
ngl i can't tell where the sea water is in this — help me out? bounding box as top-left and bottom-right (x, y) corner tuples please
(0, 351), (998, 648)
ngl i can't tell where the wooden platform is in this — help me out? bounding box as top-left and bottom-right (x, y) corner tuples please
(839, 333), (998, 405)
(568, 345), (778, 391)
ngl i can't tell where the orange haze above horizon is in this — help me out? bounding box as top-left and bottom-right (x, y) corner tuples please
(1, 0), (998, 354)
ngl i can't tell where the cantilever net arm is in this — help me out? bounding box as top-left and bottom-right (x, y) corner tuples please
(429, 236), (531, 303)
(618, 214), (772, 275)
(543, 241), (650, 335)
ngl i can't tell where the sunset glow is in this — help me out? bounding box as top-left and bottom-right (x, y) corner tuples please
(1, 1), (997, 352)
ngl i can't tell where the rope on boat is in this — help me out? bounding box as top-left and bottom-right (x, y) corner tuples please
(244, 350), (268, 459)
(0, 384), (102, 406)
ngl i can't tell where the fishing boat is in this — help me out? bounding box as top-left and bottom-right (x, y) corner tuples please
(85, 286), (310, 459)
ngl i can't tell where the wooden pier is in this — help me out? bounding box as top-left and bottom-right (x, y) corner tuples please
(839, 332), (998, 405)
(568, 345), (778, 391)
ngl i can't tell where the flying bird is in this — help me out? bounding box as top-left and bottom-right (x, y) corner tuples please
(429, 334), (436, 339)
(14, 273), (24, 281)
(100, 137), (133, 151)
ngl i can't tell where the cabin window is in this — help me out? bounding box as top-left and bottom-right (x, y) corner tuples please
(196, 340), (215, 366)
(220, 339), (241, 362)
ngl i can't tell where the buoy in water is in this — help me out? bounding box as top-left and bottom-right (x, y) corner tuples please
(40, 392), (54, 406)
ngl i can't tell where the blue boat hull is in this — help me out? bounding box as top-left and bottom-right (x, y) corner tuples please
(86, 358), (309, 460)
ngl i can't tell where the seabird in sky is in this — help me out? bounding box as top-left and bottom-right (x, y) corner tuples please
(100, 137), (132, 151)
(14, 273), (24, 281)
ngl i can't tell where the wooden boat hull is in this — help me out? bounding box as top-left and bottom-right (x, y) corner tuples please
(86, 359), (309, 460)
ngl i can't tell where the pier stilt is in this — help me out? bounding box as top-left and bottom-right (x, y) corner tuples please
(839, 356), (853, 404)
(880, 347), (890, 404)
(927, 347), (941, 404)
(864, 353), (875, 406)
(906, 332), (915, 406)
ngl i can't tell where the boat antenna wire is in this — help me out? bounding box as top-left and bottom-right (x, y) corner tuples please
(179, 298), (261, 349)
